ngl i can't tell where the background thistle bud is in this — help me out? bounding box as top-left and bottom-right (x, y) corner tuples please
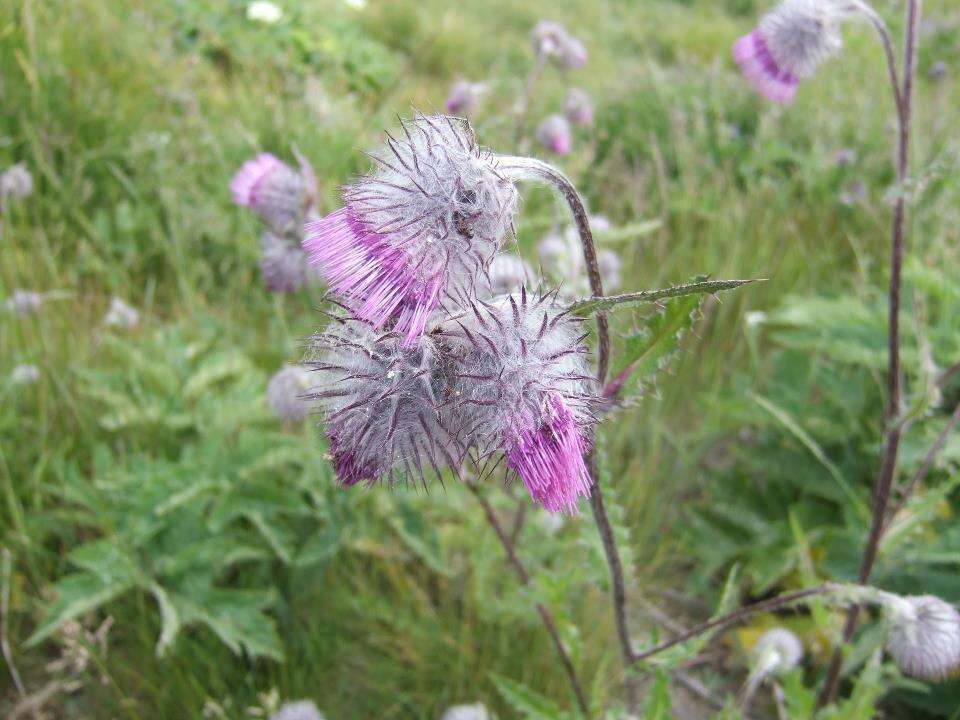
(447, 290), (598, 514)
(885, 594), (960, 681)
(5, 289), (43, 317)
(444, 80), (486, 116)
(536, 115), (572, 156)
(558, 35), (588, 70)
(306, 321), (464, 487)
(267, 366), (314, 424)
(0, 163), (33, 207)
(103, 296), (140, 329)
(531, 21), (569, 59)
(563, 87), (595, 126)
(304, 114), (519, 343)
(259, 232), (320, 293)
(733, 0), (845, 104)
(231, 152), (317, 235)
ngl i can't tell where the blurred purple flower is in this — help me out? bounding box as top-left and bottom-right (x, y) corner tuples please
(536, 115), (573, 156)
(563, 88), (594, 126)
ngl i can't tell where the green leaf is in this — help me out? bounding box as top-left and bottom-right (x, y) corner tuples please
(642, 669), (672, 720)
(149, 583), (181, 657)
(569, 278), (762, 316)
(26, 572), (134, 647)
(595, 219), (663, 244)
(490, 673), (569, 719)
(172, 587), (283, 661)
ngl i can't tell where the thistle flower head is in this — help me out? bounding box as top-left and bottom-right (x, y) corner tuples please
(269, 700), (324, 720)
(231, 152), (316, 235)
(259, 232), (320, 293)
(5, 289), (42, 317)
(447, 290), (598, 513)
(0, 163), (33, 204)
(445, 80), (486, 116)
(304, 114), (519, 343)
(103, 296), (140, 329)
(307, 320), (464, 487)
(441, 703), (489, 720)
(531, 21), (587, 69)
(267, 366), (314, 423)
(487, 253), (533, 296)
(884, 594), (960, 681)
(733, 0), (845, 104)
(564, 88), (595, 126)
(536, 115), (573, 156)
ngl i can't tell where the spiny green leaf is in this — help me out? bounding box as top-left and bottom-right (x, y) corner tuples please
(26, 572), (135, 647)
(569, 278), (762, 316)
(171, 587), (283, 661)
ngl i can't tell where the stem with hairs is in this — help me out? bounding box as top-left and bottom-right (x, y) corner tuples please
(818, 0), (921, 706)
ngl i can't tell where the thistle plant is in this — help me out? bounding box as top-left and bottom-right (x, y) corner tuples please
(731, 0), (941, 707)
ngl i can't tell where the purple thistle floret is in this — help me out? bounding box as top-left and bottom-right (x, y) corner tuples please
(304, 114), (519, 344)
(733, 0), (844, 105)
(306, 319), (465, 488)
(231, 152), (317, 235)
(536, 115), (573, 156)
(447, 289), (598, 514)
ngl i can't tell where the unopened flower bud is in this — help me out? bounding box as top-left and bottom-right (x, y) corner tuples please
(885, 594), (960, 681)
(267, 366), (314, 424)
(563, 88), (594, 126)
(536, 115), (572, 156)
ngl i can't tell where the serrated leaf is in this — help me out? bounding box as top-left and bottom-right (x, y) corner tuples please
(171, 587), (283, 661)
(569, 278), (762, 316)
(26, 572), (134, 647)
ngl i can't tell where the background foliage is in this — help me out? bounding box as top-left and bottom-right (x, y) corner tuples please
(1, 0), (959, 717)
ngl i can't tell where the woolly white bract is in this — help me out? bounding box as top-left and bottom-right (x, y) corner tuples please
(885, 594), (960, 681)
(759, 0), (845, 79)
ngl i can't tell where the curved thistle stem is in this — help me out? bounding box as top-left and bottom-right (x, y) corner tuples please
(818, 0), (922, 707)
(464, 480), (590, 716)
(850, 0), (904, 120)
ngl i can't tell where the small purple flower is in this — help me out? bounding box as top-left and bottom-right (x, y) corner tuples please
(307, 321), (464, 488)
(231, 152), (317, 235)
(444, 80), (485, 116)
(732, 0), (844, 105)
(5, 289), (42, 317)
(536, 115), (573, 156)
(447, 290), (598, 514)
(531, 21), (587, 70)
(559, 36), (588, 70)
(259, 231), (320, 293)
(304, 114), (519, 344)
(563, 88), (594, 126)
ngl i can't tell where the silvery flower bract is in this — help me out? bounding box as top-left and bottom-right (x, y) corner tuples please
(886, 595), (960, 681)
(307, 320), (465, 488)
(304, 114), (519, 343)
(446, 290), (597, 514)
(733, 0), (845, 104)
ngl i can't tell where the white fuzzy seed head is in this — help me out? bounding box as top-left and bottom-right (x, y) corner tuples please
(11, 364), (40, 385)
(267, 366), (313, 423)
(754, 627), (804, 676)
(885, 594), (960, 681)
(345, 114), (520, 307)
(307, 321), (463, 487)
(269, 700), (324, 720)
(441, 703), (489, 720)
(759, 0), (845, 78)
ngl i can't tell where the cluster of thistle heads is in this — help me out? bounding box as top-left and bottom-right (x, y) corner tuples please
(230, 150), (323, 293)
(444, 20), (594, 157)
(290, 113), (601, 515)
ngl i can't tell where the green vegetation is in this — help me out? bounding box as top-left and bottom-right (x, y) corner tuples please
(1, 0), (959, 717)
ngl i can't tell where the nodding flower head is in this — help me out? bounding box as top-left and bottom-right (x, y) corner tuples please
(231, 152), (317, 235)
(446, 289), (598, 514)
(445, 80), (486, 116)
(267, 365), (314, 424)
(559, 36), (588, 70)
(306, 320), (464, 488)
(259, 231), (320, 293)
(564, 88), (595, 126)
(884, 594), (960, 682)
(486, 253), (533, 296)
(733, 0), (845, 104)
(304, 114), (519, 344)
(537, 115), (573, 156)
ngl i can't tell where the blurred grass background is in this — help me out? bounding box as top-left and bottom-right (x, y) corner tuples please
(1, 0), (959, 717)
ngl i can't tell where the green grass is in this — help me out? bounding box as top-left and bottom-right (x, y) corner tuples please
(2, 0), (959, 717)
